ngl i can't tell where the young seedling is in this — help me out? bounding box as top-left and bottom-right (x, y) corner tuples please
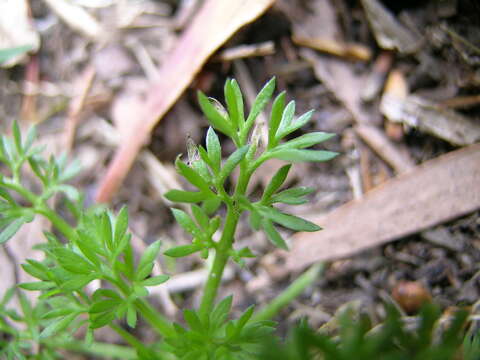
(0, 77), (337, 359)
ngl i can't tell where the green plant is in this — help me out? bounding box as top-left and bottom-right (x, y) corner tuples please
(0, 77), (338, 359)
(259, 303), (480, 360)
(0, 45), (34, 65)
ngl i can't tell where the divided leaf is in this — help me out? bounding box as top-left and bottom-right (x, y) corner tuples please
(125, 304), (137, 328)
(99, 212), (113, 252)
(210, 295), (233, 328)
(176, 158), (211, 193)
(198, 92), (232, 137)
(52, 248), (96, 274)
(206, 127), (221, 172)
(268, 92), (286, 148)
(261, 164), (291, 202)
(0, 218), (26, 244)
(279, 132), (336, 150)
(141, 274), (169, 287)
(191, 204), (210, 229)
(40, 313), (78, 339)
(61, 274), (97, 291)
(164, 244), (203, 258)
(224, 79), (244, 131)
(137, 240), (161, 279)
(277, 101), (296, 136)
(270, 149), (338, 163)
(271, 187), (314, 205)
(171, 208), (201, 237)
(219, 145), (249, 183)
(276, 110), (313, 141)
(21, 260), (50, 281)
(184, 309), (204, 333)
(114, 206), (129, 245)
(244, 77), (276, 135)
(12, 121), (22, 153)
(164, 189), (210, 203)
(262, 219), (288, 250)
(259, 206), (321, 232)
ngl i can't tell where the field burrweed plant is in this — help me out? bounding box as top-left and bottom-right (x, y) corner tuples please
(0, 78), (338, 359)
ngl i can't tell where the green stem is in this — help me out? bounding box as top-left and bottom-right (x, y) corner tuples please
(35, 205), (78, 241)
(234, 161), (250, 197)
(251, 263), (325, 322)
(110, 323), (150, 356)
(199, 205), (239, 318)
(134, 298), (175, 338)
(3, 177), (80, 243)
(45, 338), (136, 359)
(107, 271), (174, 338)
(1, 180), (38, 204)
(199, 135), (259, 318)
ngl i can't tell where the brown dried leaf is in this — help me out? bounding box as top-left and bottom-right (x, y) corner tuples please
(284, 143), (480, 272)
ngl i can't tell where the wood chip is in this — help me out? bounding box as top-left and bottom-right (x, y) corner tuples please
(42, 0), (105, 39)
(360, 0), (419, 54)
(382, 69), (407, 141)
(381, 94), (480, 146)
(361, 51), (394, 102)
(292, 34), (371, 61)
(216, 41), (275, 61)
(283, 143), (480, 272)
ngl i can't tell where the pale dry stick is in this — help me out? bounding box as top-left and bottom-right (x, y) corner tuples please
(355, 124), (414, 174)
(356, 136), (375, 192)
(126, 38), (159, 80)
(42, 0), (105, 38)
(173, 0), (200, 30)
(342, 129), (365, 197)
(344, 153), (363, 200)
(441, 94), (480, 109)
(20, 55), (40, 123)
(216, 41), (275, 62)
(63, 65), (96, 151)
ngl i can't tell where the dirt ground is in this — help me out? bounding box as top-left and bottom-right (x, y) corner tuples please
(1, 0), (479, 353)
